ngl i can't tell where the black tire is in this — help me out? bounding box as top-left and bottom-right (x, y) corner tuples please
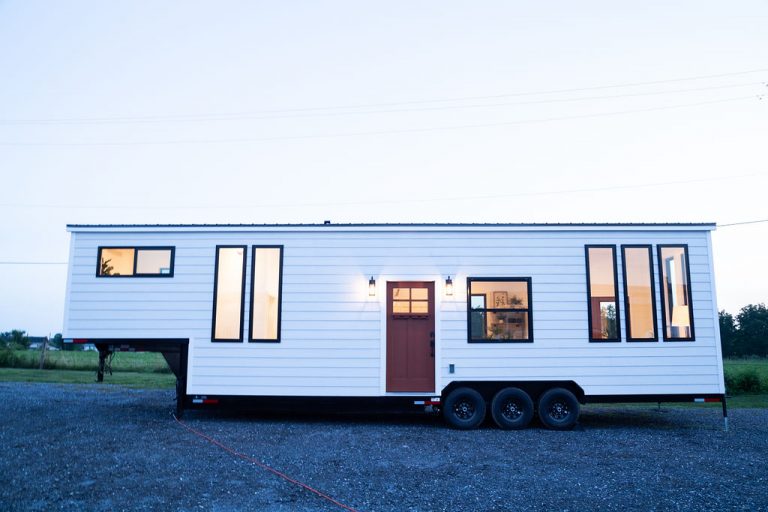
(443, 387), (486, 430)
(537, 387), (580, 430)
(490, 387), (534, 430)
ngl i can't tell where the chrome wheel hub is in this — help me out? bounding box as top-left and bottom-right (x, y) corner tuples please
(549, 401), (570, 420)
(454, 399), (475, 420)
(502, 401), (522, 420)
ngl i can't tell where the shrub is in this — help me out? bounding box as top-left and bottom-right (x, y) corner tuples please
(724, 371), (736, 394)
(0, 348), (32, 368)
(0, 348), (17, 367)
(734, 370), (763, 393)
(725, 368), (765, 394)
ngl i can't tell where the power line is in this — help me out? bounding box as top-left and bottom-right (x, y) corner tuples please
(0, 173), (762, 210)
(0, 94), (759, 147)
(719, 219), (768, 227)
(1, 67), (767, 125)
(0, 81), (763, 126)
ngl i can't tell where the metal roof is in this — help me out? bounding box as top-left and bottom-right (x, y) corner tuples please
(67, 222), (715, 228)
(67, 222), (717, 233)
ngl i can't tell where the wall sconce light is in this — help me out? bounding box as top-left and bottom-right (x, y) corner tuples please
(445, 276), (454, 296)
(369, 276), (376, 296)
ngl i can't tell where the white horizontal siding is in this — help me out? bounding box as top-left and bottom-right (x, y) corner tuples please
(63, 228), (723, 397)
(192, 346), (379, 355)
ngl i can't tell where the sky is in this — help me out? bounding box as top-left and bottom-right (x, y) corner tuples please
(0, 1), (766, 335)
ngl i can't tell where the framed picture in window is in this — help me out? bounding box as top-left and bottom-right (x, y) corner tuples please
(492, 291), (509, 308)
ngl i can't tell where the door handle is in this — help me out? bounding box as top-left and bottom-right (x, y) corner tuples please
(430, 339), (434, 357)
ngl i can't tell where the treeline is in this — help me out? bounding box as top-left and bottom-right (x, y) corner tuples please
(719, 304), (768, 357)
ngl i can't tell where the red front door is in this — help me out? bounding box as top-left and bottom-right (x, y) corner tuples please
(386, 282), (435, 392)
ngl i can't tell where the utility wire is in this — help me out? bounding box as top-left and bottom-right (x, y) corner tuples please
(0, 94), (759, 147)
(0, 173), (762, 210)
(2, 67), (767, 124)
(718, 219), (768, 227)
(1, 81), (764, 126)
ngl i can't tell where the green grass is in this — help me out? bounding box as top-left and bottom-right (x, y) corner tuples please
(0, 368), (175, 389)
(725, 358), (768, 372)
(724, 394), (768, 408)
(0, 349), (171, 373)
(584, 394), (767, 409)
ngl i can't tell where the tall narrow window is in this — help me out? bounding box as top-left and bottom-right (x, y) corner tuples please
(585, 246), (620, 341)
(211, 246), (246, 342)
(621, 245), (658, 341)
(658, 245), (695, 341)
(467, 278), (533, 342)
(250, 246), (283, 342)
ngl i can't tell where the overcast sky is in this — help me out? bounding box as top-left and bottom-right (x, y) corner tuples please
(1, 1), (766, 335)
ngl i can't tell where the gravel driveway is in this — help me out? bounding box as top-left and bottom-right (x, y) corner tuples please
(0, 382), (765, 512)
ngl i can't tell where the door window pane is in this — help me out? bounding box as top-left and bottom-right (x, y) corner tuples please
(250, 247), (283, 341)
(392, 287), (430, 315)
(586, 246), (620, 341)
(393, 288), (410, 300)
(212, 246), (246, 341)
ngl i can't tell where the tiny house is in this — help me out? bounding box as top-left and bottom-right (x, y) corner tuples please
(63, 223), (727, 429)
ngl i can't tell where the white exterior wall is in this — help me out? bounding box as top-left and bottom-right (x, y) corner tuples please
(63, 225), (724, 398)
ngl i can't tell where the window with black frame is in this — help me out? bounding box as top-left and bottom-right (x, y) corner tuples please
(211, 245), (247, 342)
(97, 247), (174, 277)
(249, 246), (283, 342)
(621, 245), (658, 341)
(585, 245), (620, 342)
(467, 278), (532, 342)
(658, 245), (695, 341)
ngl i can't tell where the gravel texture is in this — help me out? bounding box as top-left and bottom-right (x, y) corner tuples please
(0, 382), (766, 512)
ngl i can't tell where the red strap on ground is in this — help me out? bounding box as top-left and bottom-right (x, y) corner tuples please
(173, 414), (360, 512)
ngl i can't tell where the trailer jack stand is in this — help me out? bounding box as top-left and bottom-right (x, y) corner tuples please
(96, 349), (114, 382)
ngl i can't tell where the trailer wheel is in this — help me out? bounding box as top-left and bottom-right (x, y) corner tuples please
(538, 388), (580, 430)
(443, 387), (486, 430)
(490, 387), (534, 430)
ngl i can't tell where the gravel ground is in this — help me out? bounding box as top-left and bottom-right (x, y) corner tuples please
(0, 382), (766, 512)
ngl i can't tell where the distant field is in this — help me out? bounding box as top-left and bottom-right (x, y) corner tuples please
(0, 350), (170, 373)
(725, 358), (768, 374)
